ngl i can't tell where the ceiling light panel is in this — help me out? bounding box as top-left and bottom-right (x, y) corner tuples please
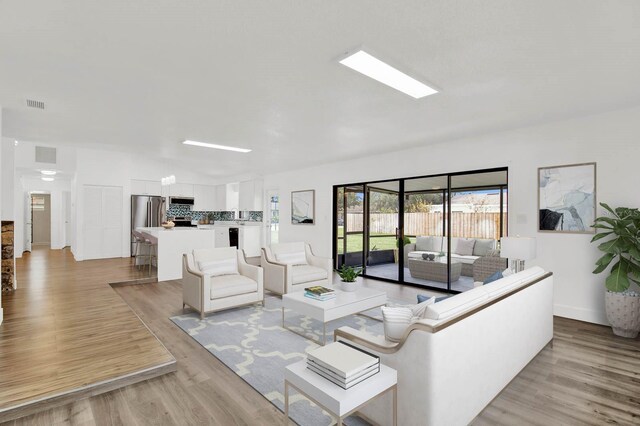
(339, 50), (438, 99)
(40, 170), (57, 175)
(182, 140), (251, 153)
(41, 177), (54, 182)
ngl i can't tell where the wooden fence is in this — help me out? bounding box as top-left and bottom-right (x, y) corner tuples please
(346, 212), (506, 240)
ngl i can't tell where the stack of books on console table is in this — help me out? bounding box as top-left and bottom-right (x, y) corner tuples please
(306, 341), (380, 389)
(304, 286), (336, 301)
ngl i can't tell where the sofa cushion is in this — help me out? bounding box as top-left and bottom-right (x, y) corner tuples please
(276, 251), (308, 265)
(424, 286), (489, 320)
(210, 274), (258, 300)
(473, 239), (495, 256)
(415, 236), (436, 252)
(456, 239), (476, 256)
(451, 254), (478, 265)
(291, 264), (328, 285)
(198, 257), (238, 276)
(381, 306), (416, 342)
(408, 251), (437, 259)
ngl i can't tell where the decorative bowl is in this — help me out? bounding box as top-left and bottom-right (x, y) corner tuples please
(161, 222), (175, 229)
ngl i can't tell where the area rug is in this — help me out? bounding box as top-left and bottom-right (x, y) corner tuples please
(170, 295), (390, 426)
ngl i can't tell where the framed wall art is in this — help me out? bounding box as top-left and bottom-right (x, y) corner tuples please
(291, 190), (315, 225)
(538, 162), (596, 234)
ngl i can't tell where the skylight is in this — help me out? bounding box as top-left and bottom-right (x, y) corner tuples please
(339, 50), (438, 99)
(182, 140), (251, 153)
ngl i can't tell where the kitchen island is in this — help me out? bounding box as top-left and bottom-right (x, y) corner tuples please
(137, 227), (216, 281)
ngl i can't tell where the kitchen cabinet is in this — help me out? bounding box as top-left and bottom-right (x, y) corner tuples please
(193, 184), (216, 211)
(226, 182), (239, 212)
(169, 183), (194, 198)
(214, 227), (229, 247)
(238, 179), (263, 211)
(131, 179), (162, 196)
(214, 185), (227, 210)
(83, 185), (123, 260)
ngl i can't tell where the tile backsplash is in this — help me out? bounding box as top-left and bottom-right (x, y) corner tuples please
(166, 205), (262, 222)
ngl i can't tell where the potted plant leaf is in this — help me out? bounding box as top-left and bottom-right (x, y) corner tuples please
(591, 203), (640, 338)
(337, 265), (364, 292)
(394, 236), (411, 263)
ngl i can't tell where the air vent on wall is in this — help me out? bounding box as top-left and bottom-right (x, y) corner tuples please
(35, 146), (57, 164)
(26, 99), (45, 109)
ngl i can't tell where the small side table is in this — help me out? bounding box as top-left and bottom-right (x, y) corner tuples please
(284, 359), (397, 426)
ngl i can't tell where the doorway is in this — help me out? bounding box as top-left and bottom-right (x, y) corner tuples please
(31, 194), (51, 247)
(266, 191), (280, 245)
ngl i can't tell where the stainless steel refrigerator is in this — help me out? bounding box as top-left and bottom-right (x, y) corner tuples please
(131, 195), (165, 255)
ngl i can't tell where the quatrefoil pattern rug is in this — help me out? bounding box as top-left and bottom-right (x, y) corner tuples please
(171, 295), (386, 426)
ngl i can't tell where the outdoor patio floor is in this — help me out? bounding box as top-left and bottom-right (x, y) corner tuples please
(366, 263), (475, 292)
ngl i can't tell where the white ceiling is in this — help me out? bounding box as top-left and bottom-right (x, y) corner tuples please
(1, 1), (639, 179)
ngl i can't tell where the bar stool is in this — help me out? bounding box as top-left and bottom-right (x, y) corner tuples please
(145, 234), (158, 277)
(132, 231), (152, 274)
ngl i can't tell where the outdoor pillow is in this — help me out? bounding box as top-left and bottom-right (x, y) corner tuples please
(502, 267), (514, 277)
(198, 257), (239, 276)
(473, 239), (494, 256)
(415, 236), (435, 252)
(381, 306), (416, 342)
(483, 270), (503, 284)
(456, 238), (476, 256)
(275, 251), (308, 265)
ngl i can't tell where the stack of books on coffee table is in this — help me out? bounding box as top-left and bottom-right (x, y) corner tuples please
(306, 341), (380, 389)
(304, 286), (336, 301)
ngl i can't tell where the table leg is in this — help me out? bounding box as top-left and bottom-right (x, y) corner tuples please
(323, 322), (326, 345)
(284, 381), (289, 425)
(393, 385), (397, 426)
(282, 307), (285, 328)
(337, 417), (343, 426)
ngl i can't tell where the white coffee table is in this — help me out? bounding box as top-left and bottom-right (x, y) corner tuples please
(282, 287), (387, 345)
(284, 359), (397, 425)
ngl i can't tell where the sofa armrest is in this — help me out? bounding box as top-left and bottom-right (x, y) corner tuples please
(261, 248), (289, 294)
(403, 243), (416, 265)
(306, 247), (333, 285)
(238, 251), (264, 291)
(335, 326), (399, 354)
(182, 254), (209, 315)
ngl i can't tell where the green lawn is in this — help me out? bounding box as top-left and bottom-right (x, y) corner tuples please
(337, 226), (415, 254)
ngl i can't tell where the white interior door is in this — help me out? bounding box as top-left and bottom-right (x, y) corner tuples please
(24, 192), (32, 252)
(82, 185), (123, 260)
(63, 191), (72, 247)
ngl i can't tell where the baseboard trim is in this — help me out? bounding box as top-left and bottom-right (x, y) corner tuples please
(554, 303), (608, 326)
(0, 360), (176, 423)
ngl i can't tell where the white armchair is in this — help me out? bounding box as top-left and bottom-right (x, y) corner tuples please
(182, 247), (264, 319)
(260, 242), (333, 295)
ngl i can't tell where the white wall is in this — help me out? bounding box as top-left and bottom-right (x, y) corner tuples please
(73, 147), (218, 260)
(263, 105), (640, 326)
(0, 107), (3, 324)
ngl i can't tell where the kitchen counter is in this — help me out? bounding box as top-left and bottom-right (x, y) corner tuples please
(137, 227), (216, 281)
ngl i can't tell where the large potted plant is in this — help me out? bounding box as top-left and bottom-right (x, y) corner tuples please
(591, 203), (640, 338)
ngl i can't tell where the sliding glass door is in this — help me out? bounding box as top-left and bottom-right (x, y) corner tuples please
(333, 168), (508, 293)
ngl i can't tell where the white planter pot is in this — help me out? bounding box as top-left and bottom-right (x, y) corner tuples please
(341, 278), (359, 292)
(605, 290), (640, 338)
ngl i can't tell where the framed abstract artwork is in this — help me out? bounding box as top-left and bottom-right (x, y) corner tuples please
(538, 162), (596, 233)
(291, 190), (315, 225)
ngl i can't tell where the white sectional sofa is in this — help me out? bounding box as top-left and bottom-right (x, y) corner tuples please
(336, 266), (553, 426)
(405, 236), (498, 276)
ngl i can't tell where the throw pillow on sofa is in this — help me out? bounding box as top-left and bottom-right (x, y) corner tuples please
(483, 270), (503, 284)
(417, 294), (451, 304)
(275, 251), (308, 265)
(473, 239), (494, 256)
(456, 238), (476, 256)
(382, 298), (435, 342)
(415, 236), (436, 252)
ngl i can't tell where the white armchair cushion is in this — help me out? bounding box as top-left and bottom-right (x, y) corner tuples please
(291, 265), (328, 285)
(198, 257), (238, 276)
(275, 251), (308, 265)
(210, 274), (258, 300)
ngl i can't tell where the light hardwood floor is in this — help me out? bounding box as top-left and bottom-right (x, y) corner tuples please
(2, 248), (640, 425)
(0, 248), (176, 423)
